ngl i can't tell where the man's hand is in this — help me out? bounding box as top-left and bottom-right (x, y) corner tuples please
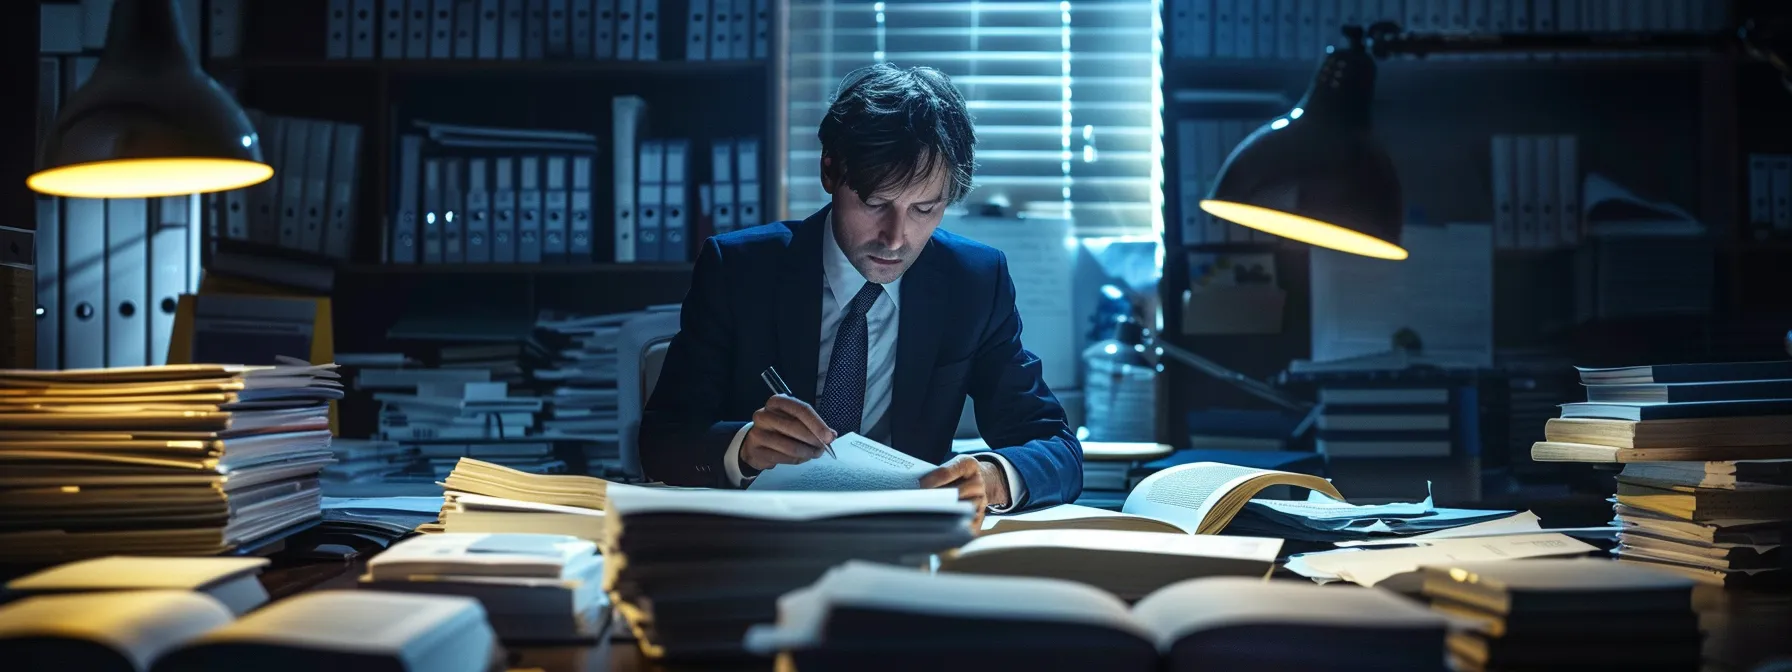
(920, 455), (1010, 524)
(741, 395), (837, 473)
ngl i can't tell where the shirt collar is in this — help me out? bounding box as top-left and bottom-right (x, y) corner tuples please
(821, 210), (902, 309)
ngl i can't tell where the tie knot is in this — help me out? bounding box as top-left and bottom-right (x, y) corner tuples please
(847, 282), (884, 317)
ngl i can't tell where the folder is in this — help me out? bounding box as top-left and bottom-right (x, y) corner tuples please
(1213, 0), (1235, 57)
(392, 134), (424, 263)
(570, 155), (594, 263)
(329, 0), (353, 58)
(613, 96), (647, 261)
(353, 0), (379, 58)
(1556, 134), (1579, 247)
(443, 157), (465, 263)
(478, 0), (503, 58)
(407, 0), (433, 58)
(1275, 0), (1298, 61)
(637, 142), (665, 262)
(727, 0), (748, 59)
(638, 0), (660, 60)
(34, 57), (61, 369)
(1175, 120), (1202, 245)
(518, 155), (544, 263)
(493, 156), (519, 262)
(383, 0), (408, 57)
(1749, 154), (1773, 226)
(543, 155), (570, 262)
(1196, 121), (1224, 244)
(1317, 0), (1339, 57)
(150, 196), (192, 366)
(208, 0), (242, 59)
(572, 0), (595, 59)
(431, 0), (456, 57)
(465, 158), (493, 262)
(62, 193), (105, 368)
(662, 139), (690, 262)
(501, 0), (526, 58)
(596, 0), (617, 58)
(1232, 0), (1254, 60)
(616, 0), (639, 59)
(325, 123), (363, 260)
(1514, 135), (1540, 248)
(736, 136), (761, 231)
(711, 139), (735, 234)
(685, 0), (708, 59)
(709, 0), (731, 60)
(526, 0), (548, 59)
(455, 0), (479, 57)
(106, 196), (149, 367)
(1490, 134), (1516, 249)
(751, 0), (769, 58)
(278, 119), (311, 250)
(1184, 0), (1213, 58)
(301, 120), (336, 253)
(1773, 156), (1792, 235)
(423, 157), (444, 263)
(1534, 134), (1558, 248)
(244, 110), (277, 244)
(547, 0), (570, 58)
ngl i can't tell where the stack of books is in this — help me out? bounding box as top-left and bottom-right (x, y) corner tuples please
(1531, 360), (1792, 588)
(1421, 558), (1702, 671)
(0, 363), (342, 563)
(320, 437), (415, 484)
(361, 532), (608, 642)
(533, 305), (677, 476)
(426, 458), (609, 543)
(603, 488), (976, 661)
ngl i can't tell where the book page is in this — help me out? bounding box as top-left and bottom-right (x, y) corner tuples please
(1123, 462), (1331, 534)
(605, 485), (972, 521)
(1287, 533), (1600, 586)
(1131, 576), (1444, 648)
(748, 433), (936, 492)
(982, 503), (1190, 534)
(957, 529), (1281, 563)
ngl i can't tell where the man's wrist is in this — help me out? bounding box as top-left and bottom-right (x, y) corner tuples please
(738, 446), (763, 478)
(977, 460), (1011, 509)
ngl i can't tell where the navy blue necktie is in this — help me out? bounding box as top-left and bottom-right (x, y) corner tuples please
(817, 282), (885, 435)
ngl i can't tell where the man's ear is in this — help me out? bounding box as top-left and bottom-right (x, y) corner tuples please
(819, 156), (839, 195)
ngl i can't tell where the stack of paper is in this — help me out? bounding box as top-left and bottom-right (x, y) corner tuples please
(361, 533), (607, 642)
(603, 487), (975, 661)
(533, 307), (679, 476)
(0, 363), (344, 563)
(1225, 489), (1520, 543)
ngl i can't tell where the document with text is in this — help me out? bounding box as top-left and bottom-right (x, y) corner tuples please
(748, 433), (935, 492)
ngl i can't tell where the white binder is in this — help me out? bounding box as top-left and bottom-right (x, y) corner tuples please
(686, 0), (709, 59)
(543, 155), (569, 262)
(1188, 0), (1214, 58)
(1534, 135), (1558, 248)
(442, 157), (465, 263)
(301, 120), (336, 253)
(36, 57), (61, 369)
(278, 119), (311, 250)
(1197, 121), (1226, 244)
(1490, 134), (1516, 249)
(638, 0), (660, 60)
(1749, 154), (1773, 225)
(1773, 156), (1792, 234)
(616, 0), (639, 59)
(455, 0), (479, 57)
(596, 0), (617, 58)
(1514, 135), (1540, 249)
(1275, 0), (1299, 61)
(501, 0), (525, 58)
(149, 196), (192, 366)
(570, 155), (594, 263)
(637, 141), (665, 262)
(382, 0), (408, 57)
(572, 0), (595, 59)
(478, 0), (502, 58)
(613, 96), (646, 261)
(517, 155), (543, 263)
(1176, 120), (1203, 245)
(465, 158), (492, 262)
(709, 0), (732, 60)
(330, 0), (354, 58)
(662, 140), (690, 262)
(492, 156), (518, 262)
(525, 0), (547, 59)
(423, 158), (443, 263)
(1232, 0), (1254, 59)
(547, 0), (570, 58)
(407, 0), (432, 58)
(711, 139), (735, 234)
(728, 0), (749, 59)
(323, 123), (361, 260)
(392, 134), (424, 263)
(209, 0), (243, 58)
(107, 196), (149, 367)
(1304, 0), (1326, 62)
(246, 112), (281, 244)
(431, 0), (456, 57)
(353, 0), (379, 58)
(736, 137), (761, 230)
(62, 192), (105, 369)
(752, 0), (769, 58)
(1213, 0), (1235, 58)
(1556, 135), (1579, 247)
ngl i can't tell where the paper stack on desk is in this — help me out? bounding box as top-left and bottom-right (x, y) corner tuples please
(361, 532), (608, 642)
(0, 363), (344, 563)
(602, 487), (975, 662)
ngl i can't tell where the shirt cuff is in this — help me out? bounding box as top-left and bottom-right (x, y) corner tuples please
(722, 422), (755, 488)
(973, 452), (1027, 513)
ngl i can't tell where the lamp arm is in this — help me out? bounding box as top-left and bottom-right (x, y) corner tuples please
(1147, 335), (1313, 413)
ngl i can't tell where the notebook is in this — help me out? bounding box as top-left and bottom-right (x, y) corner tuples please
(0, 590), (233, 672)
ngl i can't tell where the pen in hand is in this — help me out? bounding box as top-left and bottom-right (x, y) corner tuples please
(760, 366), (837, 459)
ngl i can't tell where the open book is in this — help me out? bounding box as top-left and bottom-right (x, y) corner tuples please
(983, 462), (1342, 535)
(938, 529), (1279, 600)
(745, 561), (1448, 671)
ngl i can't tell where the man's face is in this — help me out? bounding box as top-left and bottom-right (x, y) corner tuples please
(822, 159), (950, 285)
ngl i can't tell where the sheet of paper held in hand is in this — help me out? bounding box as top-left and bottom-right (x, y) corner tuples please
(748, 432), (935, 492)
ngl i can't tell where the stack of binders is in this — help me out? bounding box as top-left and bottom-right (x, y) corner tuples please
(0, 363), (344, 563)
(682, 0), (773, 60)
(218, 110), (366, 261)
(603, 487), (975, 661)
(1489, 134), (1582, 251)
(700, 135), (763, 240)
(325, 0), (712, 61)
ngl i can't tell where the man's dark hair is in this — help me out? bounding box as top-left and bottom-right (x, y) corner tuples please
(818, 63), (977, 205)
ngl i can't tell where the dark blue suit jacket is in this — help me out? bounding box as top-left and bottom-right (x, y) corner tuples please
(639, 206), (1084, 509)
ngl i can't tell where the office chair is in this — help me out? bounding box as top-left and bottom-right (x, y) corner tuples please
(617, 310), (682, 481)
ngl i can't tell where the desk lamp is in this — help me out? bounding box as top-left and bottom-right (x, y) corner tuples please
(29, 0), (270, 199)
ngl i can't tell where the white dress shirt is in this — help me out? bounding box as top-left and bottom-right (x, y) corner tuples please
(721, 215), (1027, 511)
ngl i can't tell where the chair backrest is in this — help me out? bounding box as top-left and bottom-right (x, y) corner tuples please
(617, 310), (682, 480)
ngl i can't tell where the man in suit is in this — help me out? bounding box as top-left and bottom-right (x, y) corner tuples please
(640, 63), (1082, 515)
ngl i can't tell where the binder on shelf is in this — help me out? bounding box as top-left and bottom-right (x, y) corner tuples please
(1213, 0), (1235, 58)
(407, 0), (432, 59)
(478, 0), (503, 58)
(1534, 134), (1559, 248)
(1772, 156), (1792, 234)
(1233, 0), (1254, 60)
(1197, 121), (1224, 245)
(711, 138), (735, 234)
(501, 0), (526, 58)
(325, 124), (363, 260)
(616, 0), (639, 60)
(383, 0), (408, 58)
(1514, 134), (1540, 248)
(637, 141), (665, 262)
(455, 0), (480, 58)
(709, 0), (731, 60)
(465, 158), (493, 263)
(1257, 0), (1278, 59)
(1187, 0), (1213, 59)
(638, 0), (660, 60)
(443, 157), (466, 263)
(728, 0), (749, 59)
(150, 196), (192, 366)
(547, 0), (570, 58)
(106, 196), (149, 367)
(662, 139), (690, 262)
(353, 0), (379, 58)
(596, 0), (618, 59)
(1216, 120), (1248, 242)
(1490, 134), (1517, 249)
(685, 0), (708, 59)
(1175, 120), (1202, 245)
(245, 111), (280, 244)
(208, 0), (242, 59)
(1556, 134), (1579, 247)
(1749, 154), (1773, 226)
(432, 0), (456, 58)
(278, 119), (312, 250)
(62, 191), (106, 369)
(751, 0), (769, 59)
(518, 155), (545, 263)
(35, 56), (61, 370)
(1316, 0), (1339, 57)
(422, 157), (444, 263)
(1275, 0), (1298, 62)
(329, 0), (354, 58)
(613, 96), (647, 262)
(543, 155), (570, 262)
(392, 134), (424, 263)
(572, 0), (595, 59)
(493, 156), (519, 262)
(736, 136), (761, 230)
(301, 119), (336, 253)
(570, 155), (594, 263)
(1469, 0), (1491, 38)
(526, 0), (548, 59)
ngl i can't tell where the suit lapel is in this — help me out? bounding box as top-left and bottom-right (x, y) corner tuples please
(891, 237), (943, 452)
(774, 207), (829, 403)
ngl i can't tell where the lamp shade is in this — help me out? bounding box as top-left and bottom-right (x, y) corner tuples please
(1200, 33), (1407, 260)
(28, 0), (270, 199)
